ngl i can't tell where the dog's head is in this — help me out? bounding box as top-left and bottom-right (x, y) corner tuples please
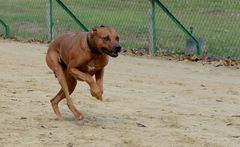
(88, 25), (121, 57)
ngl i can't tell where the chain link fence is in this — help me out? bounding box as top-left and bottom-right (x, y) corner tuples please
(0, 0), (48, 40)
(155, 0), (240, 58)
(52, 0), (149, 50)
(0, 0), (239, 59)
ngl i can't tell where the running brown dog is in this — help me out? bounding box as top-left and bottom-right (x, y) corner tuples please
(46, 25), (121, 120)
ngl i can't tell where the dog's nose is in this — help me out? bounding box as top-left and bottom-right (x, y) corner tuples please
(114, 45), (122, 52)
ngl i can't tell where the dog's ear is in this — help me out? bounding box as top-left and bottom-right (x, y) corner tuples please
(90, 27), (97, 38)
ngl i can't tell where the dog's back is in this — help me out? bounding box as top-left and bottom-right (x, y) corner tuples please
(47, 32), (88, 65)
(48, 32), (85, 52)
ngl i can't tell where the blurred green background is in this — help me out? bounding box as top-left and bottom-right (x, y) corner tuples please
(0, 0), (239, 58)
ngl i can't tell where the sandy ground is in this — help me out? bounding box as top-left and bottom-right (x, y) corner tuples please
(0, 39), (240, 147)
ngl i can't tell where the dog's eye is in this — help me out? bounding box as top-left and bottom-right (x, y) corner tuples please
(102, 35), (111, 41)
(116, 36), (119, 41)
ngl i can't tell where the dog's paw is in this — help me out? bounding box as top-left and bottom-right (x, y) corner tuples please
(76, 114), (84, 120)
(96, 95), (103, 101)
(54, 117), (62, 121)
(91, 90), (103, 101)
(90, 85), (103, 100)
(74, 111), (84, 120)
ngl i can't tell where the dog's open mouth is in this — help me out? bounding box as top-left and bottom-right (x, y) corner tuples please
(101, 48), (119, 57)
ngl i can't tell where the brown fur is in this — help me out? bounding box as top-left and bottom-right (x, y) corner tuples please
(46, 26), (121, 120)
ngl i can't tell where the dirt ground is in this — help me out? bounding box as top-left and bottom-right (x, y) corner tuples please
(0, 39), (240, 147)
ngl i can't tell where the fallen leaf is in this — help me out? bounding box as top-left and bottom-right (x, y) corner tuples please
(20, 117), (27, 120)
(136, 122), (146, 127)
(231, 136), (240, 138)
(40, 125), (46, 128)
(67, 143), (74, 147)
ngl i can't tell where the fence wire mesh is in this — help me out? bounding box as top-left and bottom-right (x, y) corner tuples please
(156, 0), (240, 58)
(0, 0), (239, 59)
(0, 0), (47, 40)
(52, 0), (149, 50)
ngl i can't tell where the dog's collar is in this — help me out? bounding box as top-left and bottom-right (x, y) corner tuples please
(86, 34), (103, 55)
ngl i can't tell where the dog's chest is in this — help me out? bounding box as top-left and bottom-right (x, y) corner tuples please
(87, 65), (97, 72)
(86, 57), (108, 73)
(86, 64), (102, 73)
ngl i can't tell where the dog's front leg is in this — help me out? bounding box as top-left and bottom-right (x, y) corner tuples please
(69, 67), (102, 100)
(95, 68), (104, 95)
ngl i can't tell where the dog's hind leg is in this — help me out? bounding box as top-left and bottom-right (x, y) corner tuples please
(50, 75), (78, 120)
(46, 51), (82, 120)
(50, 89), (64, 119)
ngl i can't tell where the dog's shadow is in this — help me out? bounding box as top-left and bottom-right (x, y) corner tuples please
(84, 113), (127, 128)
(53, 112), (129, 129)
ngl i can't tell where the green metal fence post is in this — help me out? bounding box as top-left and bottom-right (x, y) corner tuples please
(46, 0), (54, 40)
(49, 0), (53, 40)
(55, 0), (89, 32)
(148, 0), (157, 56)
(0, 19), (10, 37)
(154, 0), (202, 55)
